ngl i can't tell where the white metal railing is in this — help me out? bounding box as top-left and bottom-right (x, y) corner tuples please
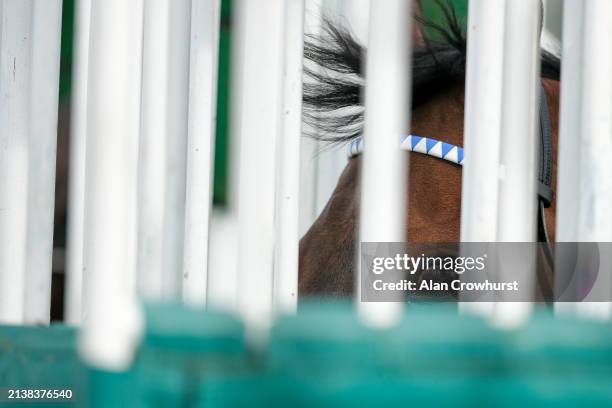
(555, 0), (612, 319)
(234, 0), (290, 338)
(0, 0), (63, 325)
(554, 0), (583, 318)
(2, 0), (612, 372)
(460, 0), (540, 327)
(493, 0), (540, 327)
(78, 0), (145, 370)
(274, 0), (305, 314)
(138, 0), (191, 301)
(357, 0), (411, 328)
(459, 0), (506, 318)
(64, 0), (90, 325)
(182, 0), (221, 306)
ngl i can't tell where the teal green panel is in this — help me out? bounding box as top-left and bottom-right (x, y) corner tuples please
(59, 0), (75, 101)
(421, 0), (468, 40)
(88, 304), (248, 407)
(202, 302), (612, 406)
(0, 324), (86, 407)
(6, 302), (612, 406)
(213, 2), (232, 206)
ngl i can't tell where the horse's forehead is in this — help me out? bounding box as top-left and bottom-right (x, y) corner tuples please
(410, 84), (466, 147)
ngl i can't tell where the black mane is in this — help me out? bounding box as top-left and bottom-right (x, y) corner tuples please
(303, 1), (561, 144)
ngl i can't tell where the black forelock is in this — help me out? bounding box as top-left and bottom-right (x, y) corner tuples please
(303, 0), (560, 144)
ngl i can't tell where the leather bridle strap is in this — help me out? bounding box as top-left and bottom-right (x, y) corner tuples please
(538, 83), (554, 208)
(537, 83), (555, 279)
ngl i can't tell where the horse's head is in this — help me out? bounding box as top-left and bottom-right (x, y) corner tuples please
(299, 2), (560, 297)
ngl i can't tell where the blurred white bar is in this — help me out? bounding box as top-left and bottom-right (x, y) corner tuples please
(207, 2), (240, 312)
(235, 0), (286, 335)
(138, 0), (170, 300)
(162, 0), (191, 300)
(227, 2), (244, 217)
(555, 0), (612, 320)
(459, 0), (506, 317)
(461, 0), (506, 244)
(79, 0), (144, 371)
(24, 0), (64, 325)
(567, 0), (612, 320)
(554, 0), (583, 316)
(65, 0), (91, 325)
(555, 0), (583, 246)
(0, 0), (62, 324)
(299, 0), (323, 236)
(182, 0), (221, 306)
(274, 0), (305, 314)
(493, 0), (540, 328)
(0, 0), (31, 325)
(138, 0), (191, 301)
(358, 0), (411, 329)
(207, 210), (239, 310)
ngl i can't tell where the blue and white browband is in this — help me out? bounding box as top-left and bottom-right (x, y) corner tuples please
(347, 135), (464, 166)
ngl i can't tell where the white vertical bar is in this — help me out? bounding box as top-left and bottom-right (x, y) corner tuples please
(24, 0), (64, 325)
(79, 0), (144, 371)
(274, 0), (305, 314)
(555, 0), (583, 245)
(207, 211), (239, 310)
(207, 3), (240, 312)
(574, 0), (612, 319)
(182, 0), (221, 306)
(554, 0), (583, 316)
(235, 0), (286, 336)
(138, 0), (170, 300)
(65, 0), (91, 325)
(0, 0), (31, 325)
(461, 0), (505, 246)
(0, 0), (62, 325)
(138, 0), (191, 301)
(358, 0), (411, 329)
(163, 0), (191, 299)
(227, 2), (244, 217)
(459, 0), (506, 317)
(493, 0), (540, 328)
(299, 0), (322, 236)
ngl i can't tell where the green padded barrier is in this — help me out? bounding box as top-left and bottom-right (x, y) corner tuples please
(3, 303), (612, 406)
(219, 302), (503, 407)
(0, 324), (86, 407)
(202, 302), (612, 407)
(88, 304), (248, 408)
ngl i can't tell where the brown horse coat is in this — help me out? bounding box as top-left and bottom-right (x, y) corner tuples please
(299, 80), (560, 297)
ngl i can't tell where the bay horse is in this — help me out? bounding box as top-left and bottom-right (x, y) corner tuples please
(298, 1), (560, 299)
